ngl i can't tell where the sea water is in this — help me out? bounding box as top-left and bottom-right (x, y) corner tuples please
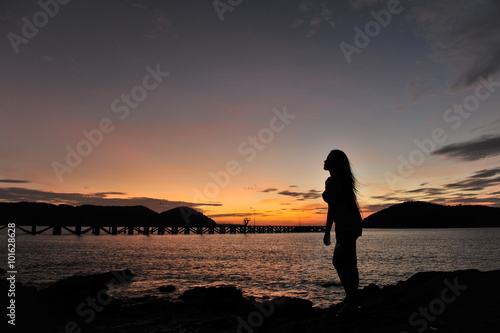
(1, 228), (499, 308)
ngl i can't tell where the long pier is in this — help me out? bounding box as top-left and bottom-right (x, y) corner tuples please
(0, 224), (325, 235)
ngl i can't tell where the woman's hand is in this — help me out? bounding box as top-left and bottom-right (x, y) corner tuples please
(323, 232), (331, 246)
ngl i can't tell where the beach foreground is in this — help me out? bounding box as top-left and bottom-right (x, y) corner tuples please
(2, 268), (499, 333)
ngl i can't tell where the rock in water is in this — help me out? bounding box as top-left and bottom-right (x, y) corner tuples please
(159, 285), (176, 292)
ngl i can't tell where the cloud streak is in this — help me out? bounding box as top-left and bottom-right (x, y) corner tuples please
(277, 189), (322, 200)
(293, 0), (335, 37)
(409, 0), (500, 92)
(261, 188), (278, 193)
(443, 169), (500, 192)
(432, 134), (500, 161)
(0, 179), (29, 184)
(0, 187), (220, 212)
(370, 166), (500, 210)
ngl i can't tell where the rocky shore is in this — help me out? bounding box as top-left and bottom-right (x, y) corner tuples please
(2, 268), (499, 333)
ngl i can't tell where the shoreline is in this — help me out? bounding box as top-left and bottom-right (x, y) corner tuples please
(2, 268), (500, 332)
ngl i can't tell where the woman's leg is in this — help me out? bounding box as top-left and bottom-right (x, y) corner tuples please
(344, 240), (359, 306)
(333, 239), (359, 309)
(332, 242), (348, 288)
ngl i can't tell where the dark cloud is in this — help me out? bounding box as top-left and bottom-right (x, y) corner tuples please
(444, 195), (500, 206)
(293, 0), (335, 37)
(0, 179), (29, 183)
(411, 167), (500, 198)
(277, 189), (322, 200)
(408, 0), (500, 92)
(0, 187), (219, 212)
(370, 166), (500, 210)
(470, 167), (500, 179)
(406, 167), (500, 196)
(92, 192), (127, 197)
(444, 174), (500, 192)
(432, 135), (500, 161)
(209, 212), (251, 218)
(370, 193), (408, 201)
(255, 185), (322, 201)
(261, 188), (278, 193)
(403, 187), (447, 196)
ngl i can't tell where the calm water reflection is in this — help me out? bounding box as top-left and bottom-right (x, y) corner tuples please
(2, 228), (499, 308)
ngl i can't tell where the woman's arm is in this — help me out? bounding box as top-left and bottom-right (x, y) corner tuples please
(323, 206), (334, 246)
(323, 178), (335, 246)
(325, 206), (334, 232)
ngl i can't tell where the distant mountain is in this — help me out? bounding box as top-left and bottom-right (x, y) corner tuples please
(158, 206), (216, 227)
(363, 201), (500, 228)
(0, 202), (216, 227)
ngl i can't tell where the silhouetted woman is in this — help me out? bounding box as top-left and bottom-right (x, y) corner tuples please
(322, 149), (362, 314)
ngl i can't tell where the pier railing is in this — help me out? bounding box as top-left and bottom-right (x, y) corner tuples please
(0, 224), (325, 235)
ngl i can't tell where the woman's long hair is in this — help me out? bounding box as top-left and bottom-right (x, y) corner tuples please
(326, 149), (360, 211)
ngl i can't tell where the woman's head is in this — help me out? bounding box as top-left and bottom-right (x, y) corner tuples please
(324, 149), (359, 198)
(323, 149), (350, 174)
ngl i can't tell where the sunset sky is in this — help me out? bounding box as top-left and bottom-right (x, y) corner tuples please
(1, 0), (499, 225)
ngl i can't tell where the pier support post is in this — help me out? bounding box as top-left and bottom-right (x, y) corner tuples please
(128, 227), (134, 235)
(111, 226), (117, 235)
(92, 226), (100, 235)
(75, 226), (81, 235)
(53, 226), (61, 235)
(31, 225), (37, 235)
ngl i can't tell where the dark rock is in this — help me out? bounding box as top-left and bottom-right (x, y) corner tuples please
(258, 297), (321, 333)
(321, 281), (342, 287)
(359, 283), (381, 302)
(7, 268), (499, 333)
(159, 284), (176, 292)
(37, 268), (134, 325)
(179, 285), (243, 303)
(1, 279), (47, 333)
(272, 297), (314, 315)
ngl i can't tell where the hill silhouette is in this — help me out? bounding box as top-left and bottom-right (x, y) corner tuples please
(0, 202), (216, 227)
(158, 206), (216, 226)
(363, 201), (500, 228)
